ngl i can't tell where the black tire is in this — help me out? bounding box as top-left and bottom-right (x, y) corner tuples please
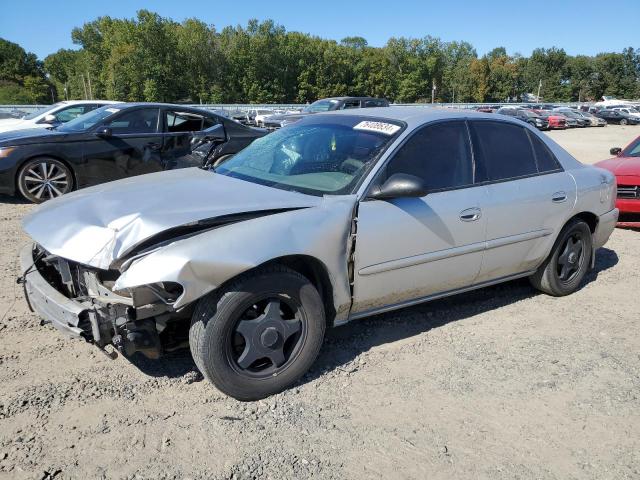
(529, 219), (592, 296)
(17, 157), (73, 203)
(189, 265), (325, 401)
(620, 118), (628, 126)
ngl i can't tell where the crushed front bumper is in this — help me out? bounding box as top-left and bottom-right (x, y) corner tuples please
(20, 243), (90, 338)
(19, 243), (178, 358)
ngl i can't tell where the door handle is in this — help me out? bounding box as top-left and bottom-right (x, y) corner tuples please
(146, 142), (162, 151)
(459, 207), (482, 222)
(552, 191), (567, 203)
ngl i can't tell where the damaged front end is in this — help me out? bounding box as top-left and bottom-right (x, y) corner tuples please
(19, 243), (190, 359)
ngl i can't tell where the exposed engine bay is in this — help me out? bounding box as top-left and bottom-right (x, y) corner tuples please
(24, 244), (191, 360)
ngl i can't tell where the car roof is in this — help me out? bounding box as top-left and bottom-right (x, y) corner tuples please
(320, 96), (386, 101)
(103, 103), (227, 117)
(59, 100), (121, 105)
(321, 106), (499, 127)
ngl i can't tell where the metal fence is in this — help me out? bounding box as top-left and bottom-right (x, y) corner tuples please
(1, 100), (635, 117)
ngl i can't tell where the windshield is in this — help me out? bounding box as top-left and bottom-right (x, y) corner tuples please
(214, 117), (402, 196)
(304, 100), (340, 113)
(57, 105), (122, 132)
(23, 103), (64, 120)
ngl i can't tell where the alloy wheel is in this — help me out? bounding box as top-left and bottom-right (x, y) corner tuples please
(22, 161), (71, 201)
(556, 232), (585, 283)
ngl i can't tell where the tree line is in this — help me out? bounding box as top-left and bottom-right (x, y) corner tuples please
(1, 10), (639, 104)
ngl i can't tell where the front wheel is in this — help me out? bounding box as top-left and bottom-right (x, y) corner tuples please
(17, 157), (73, 203)
(189, 266), (326, 400)
(620, 118), (628, 126)
(529, 219), (592, 296)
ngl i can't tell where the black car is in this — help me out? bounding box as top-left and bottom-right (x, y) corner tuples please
(495, 107), (549, 130)
(262, 97), (390, 129)
(594, 109), (640, 125)
(0, 103), (267, 203)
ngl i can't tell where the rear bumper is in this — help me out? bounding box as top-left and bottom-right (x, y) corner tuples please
(593, 208), (619, 249)
(20, 244), (90, 338)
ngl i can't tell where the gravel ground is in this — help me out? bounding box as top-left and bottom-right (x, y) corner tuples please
(0, 125), (639, 480)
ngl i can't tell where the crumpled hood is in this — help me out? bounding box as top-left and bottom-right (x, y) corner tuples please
(22, 168), (321, 269)
(595, 156), (640, 177)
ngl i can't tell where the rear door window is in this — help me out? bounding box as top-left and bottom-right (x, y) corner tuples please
(383, 120), (473, 191)
(165, 111), (205, 132)
(203, 115), (220, 129)
(470, 121), (537, 182)
(343, 100), (362, 109)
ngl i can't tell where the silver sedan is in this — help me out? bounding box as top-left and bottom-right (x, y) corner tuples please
(20, 108), (618, 400)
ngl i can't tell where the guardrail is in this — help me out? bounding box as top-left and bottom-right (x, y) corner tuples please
(2, 100), (638, 117)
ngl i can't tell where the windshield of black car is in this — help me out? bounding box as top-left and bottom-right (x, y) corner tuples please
(57, 106), (121, 132)
(23, 103), (64, 120)
(214, 118), (402, 196)
(304, 100), (340, 113)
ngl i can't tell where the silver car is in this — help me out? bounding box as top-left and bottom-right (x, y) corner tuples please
(19, 108), (618, 400)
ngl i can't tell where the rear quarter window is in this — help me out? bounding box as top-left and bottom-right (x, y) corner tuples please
(527, 131), (562, 172)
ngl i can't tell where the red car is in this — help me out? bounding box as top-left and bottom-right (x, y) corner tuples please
(533, 109), (567, 129)
(595, 135), (640, 227)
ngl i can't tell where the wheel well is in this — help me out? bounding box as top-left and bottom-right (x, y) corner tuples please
(573, 211), (598, 233)
(264, 255), (336, 327)
(15, 155), (77, 191)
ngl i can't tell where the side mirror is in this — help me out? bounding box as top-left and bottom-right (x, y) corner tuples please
(368, 173), (428, 200)
(610, 147), (622, 156)
(95, 126), (113, 138)
(42, 114), (57, 124)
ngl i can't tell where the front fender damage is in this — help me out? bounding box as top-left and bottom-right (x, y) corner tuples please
(114, 195), (358, 323)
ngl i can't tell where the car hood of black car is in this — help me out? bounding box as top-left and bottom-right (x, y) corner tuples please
(22, 168), (321, 269)
(0, 128), (74, 146)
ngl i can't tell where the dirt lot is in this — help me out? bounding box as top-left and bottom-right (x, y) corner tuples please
(0, 125), (639, 480)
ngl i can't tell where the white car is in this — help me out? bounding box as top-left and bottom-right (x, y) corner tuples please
(254, 110), (277, 127)
(0, 100), (121, 133)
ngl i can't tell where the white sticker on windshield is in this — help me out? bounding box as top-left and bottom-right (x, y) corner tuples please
(105, 108), (121, 113)
(353, 121), (401, 135)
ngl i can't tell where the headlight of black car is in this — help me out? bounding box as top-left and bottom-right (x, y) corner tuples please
(0, 147), (17, 158)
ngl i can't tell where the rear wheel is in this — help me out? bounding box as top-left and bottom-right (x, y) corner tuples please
(17, 157), (73, 203)
(620, 118), (628, 126)
(529, 219), (592, 296)
(189, 266), (326, 400)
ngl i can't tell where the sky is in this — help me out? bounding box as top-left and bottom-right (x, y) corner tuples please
(1, 0), (639, 60)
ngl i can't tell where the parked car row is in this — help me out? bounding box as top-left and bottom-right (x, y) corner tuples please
(486, 105), (614, 130)
(260, 97), (390, 129)
(18, 106), (618, 400)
